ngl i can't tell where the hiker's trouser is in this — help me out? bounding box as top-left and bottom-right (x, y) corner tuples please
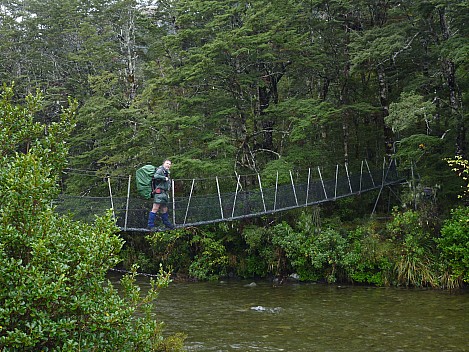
(153, 190), (169, 205)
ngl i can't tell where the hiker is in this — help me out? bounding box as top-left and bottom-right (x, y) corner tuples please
(148, 159), (175, 230)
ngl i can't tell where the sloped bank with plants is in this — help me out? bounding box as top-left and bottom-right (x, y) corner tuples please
(119, 165), (468, 290)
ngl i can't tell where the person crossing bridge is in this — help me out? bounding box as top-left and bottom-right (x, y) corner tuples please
(147, 159), (175, 230)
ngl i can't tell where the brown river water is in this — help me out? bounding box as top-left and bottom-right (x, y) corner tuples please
(110, 274), (468, 352)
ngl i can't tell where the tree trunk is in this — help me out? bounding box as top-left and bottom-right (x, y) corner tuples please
(377, 65), (394, 157)
(340, 30), (351, 165)
(255, 62), (290, 160)
(118, 7), (138, 104)
(439, 7), (465, 156)
(258, 84), (274, 151)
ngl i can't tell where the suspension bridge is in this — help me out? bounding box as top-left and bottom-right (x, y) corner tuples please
(54, 159), (405, 232)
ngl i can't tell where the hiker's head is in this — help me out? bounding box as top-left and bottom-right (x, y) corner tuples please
(163, 159), (172, 170)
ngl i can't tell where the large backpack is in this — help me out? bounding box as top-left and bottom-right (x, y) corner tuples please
(135, 164), (156, 199)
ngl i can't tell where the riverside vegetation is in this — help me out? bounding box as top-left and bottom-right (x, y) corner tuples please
(122, 189), (468, 289)
(0, 87), (185, 351)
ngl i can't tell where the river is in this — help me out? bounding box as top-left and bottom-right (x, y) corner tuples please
(110, 274), (468, 351)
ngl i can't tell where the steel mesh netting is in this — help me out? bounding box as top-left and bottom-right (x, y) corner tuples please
(171, 164), (399, 227)
(53, 195), (149, 229)
(53, 196), (113, 223)
(53, 161), (402, 231)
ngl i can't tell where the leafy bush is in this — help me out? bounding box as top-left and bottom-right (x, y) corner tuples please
(271, 215), (317, 281)
(437, 206), (469, 286)
(145, 228), (194, 275)
(309, 228), (349, 283)
(386, 210), (438, 287)
(344, 225), (394, 286)
(241, 225), (277, 277)
(0, 85), (184, 351)
(189, 232), (228, 280)
(271, 212), (351, 283)
(446, 156), (469, 201)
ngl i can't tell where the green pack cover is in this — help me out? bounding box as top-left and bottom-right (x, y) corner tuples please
(136, 164), (156, 199)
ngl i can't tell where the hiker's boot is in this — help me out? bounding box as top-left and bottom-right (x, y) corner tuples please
(161, 212), (175, 230)
(147, 211), (159, 230)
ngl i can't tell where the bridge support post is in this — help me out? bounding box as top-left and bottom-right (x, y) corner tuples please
(305, 168), (311, 205)
(107, 176), (116, 222)
(231, 174), (241, 218)
(318, 166), (328, 199)
(371, 157), (389, 215)
(382, 157), (386, 185)
(184, 179), (195, 225)
(334, 164), (339, 199)
(273, 171), (279, 211)
(124, 175), (131, 231)
(289, 170), (299, 206)
(359, 160), (364, 193)
(216, 176), (224, 219)
(258, 174), (267, 212)
(345, 163), (353, 193)
(365, 159), (375, 187)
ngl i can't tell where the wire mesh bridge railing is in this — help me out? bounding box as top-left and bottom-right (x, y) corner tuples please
(54, 159), (404, 232)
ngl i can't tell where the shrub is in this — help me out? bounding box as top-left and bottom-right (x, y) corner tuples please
(189, 232), (228, 280)
(309, 228), (349, 283)
(386, 210), (438, 287)
(344, 225), (394, 286)
(437, 206), (469, 286)
(0, 85), (184, 351)
(270, 215), (317, 281)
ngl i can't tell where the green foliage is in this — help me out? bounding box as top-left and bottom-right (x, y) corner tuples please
(437, 207), (469, 285)
(349, 22), (411, 70)
(1, 0), (467, 196)
(2, 0), (468, 290)
(237, 254), (268, 278)
(270, 212), (323, 281)
(146, 228), (193, 274)
(140, 206), (467, 290)
(395, 134), (445, 168)
(243, 212), (351, 283)
(270, 221), (312, 280)
(395, 134), (461, 209)
(344, 224), (393, 286)
(189, 232), (229, 281)
(0, 86), (184, 351)
(240, 225), (274, 277)
(386, 92), (436, 134)
(386, 210), (438, 287)
(260, 160), (294, 187)
(436, 157), (469, 286)
(120, 245), (158, 274)
(308, 228), (349, 283)
(446, 156), (469, 200)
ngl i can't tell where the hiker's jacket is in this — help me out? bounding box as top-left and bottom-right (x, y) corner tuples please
(153, 165), (171, 192)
